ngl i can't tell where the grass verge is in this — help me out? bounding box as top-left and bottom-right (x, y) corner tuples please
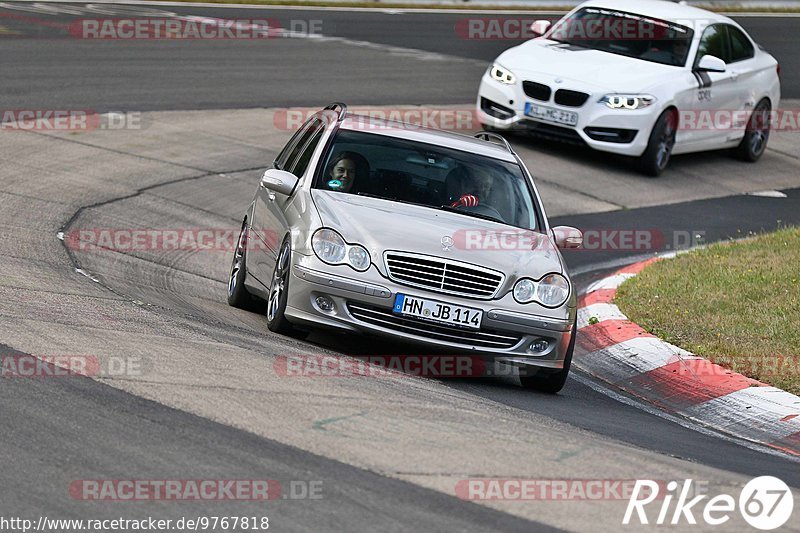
(615, 227), (800, 395)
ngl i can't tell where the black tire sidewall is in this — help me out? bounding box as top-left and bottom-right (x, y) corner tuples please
(639, 109), (676, 177)
(227, 224), (251, 308)
(519, 316), (577, 393)
(737, 99), (771, 162)
(267, 237), (294, 333)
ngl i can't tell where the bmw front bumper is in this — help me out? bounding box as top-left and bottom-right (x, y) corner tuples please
(477, 70), (659, 157)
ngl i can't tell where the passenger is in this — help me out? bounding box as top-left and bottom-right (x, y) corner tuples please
(325, 151), (369, 193)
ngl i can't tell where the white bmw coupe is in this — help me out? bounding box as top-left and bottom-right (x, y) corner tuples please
(477, 0), (781, 176)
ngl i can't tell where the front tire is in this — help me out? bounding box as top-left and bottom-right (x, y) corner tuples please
(228, 222), (257, 309)
(519, 317), (576, 394)
(735, 99), (771, 162)
(266, 237), (296, 335)
(638, 109), (677, 177)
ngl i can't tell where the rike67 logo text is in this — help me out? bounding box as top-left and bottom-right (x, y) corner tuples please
(624, 477), (793, 530)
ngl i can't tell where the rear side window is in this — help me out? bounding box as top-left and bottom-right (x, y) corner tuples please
(282, 119), (322, 176)
(275, 118), (317, 170)
(727, 25), (755, 62)
(287, 123), (325, 178)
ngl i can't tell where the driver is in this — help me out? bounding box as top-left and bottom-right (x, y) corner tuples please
(450, 166), (492, 208)
(325, 151), (369, 193)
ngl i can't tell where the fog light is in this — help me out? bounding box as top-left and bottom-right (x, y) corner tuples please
(315, 295), (335, 312)
(528, 339), (549, 353)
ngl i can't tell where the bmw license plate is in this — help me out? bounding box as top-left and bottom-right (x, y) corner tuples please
(393, 294), (483, 330)
(524, 102), (578, 126)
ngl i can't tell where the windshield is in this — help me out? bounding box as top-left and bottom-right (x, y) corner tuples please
(547, 7), (694, 67)
(313, 129), (541, 230)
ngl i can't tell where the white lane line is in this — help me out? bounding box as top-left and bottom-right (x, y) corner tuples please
(748, 190), (789, 198)
(297, 31), (478, 63)
(584, 272), (635, 293)
(75, 268), (101, 283)
(579, 336), (699, 378)
(570, 371), (800, 462)
(576, 302), (626, 328)
(681, 387), (800, 441)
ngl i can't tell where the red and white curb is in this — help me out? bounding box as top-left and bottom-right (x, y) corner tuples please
(575, 257), (800, 457)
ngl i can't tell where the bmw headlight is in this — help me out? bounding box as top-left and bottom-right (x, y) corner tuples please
(599, 94), (656, 110)
(312, 228), (371, 271)
(490, 63), (516, 85)
(513, 274), (570, 307)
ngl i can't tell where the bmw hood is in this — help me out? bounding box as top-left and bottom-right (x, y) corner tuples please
(311, 190), (563, 280)
(497, 39), (676, 94)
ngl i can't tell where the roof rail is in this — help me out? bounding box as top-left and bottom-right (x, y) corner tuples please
(323, 102), (348, 121)
(474, 131), (514, 154)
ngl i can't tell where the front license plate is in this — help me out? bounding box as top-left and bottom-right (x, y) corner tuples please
(524, 102), (579, 126)
(393, 294), (483, 330)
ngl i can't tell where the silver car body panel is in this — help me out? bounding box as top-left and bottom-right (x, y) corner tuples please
(243, 111), (576, 369)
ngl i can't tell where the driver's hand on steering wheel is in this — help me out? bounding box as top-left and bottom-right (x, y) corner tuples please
(450, 194), (479, 208)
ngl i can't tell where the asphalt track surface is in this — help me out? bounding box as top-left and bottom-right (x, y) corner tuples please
(2, 3), (800, 531)
(0, 3), (798, 110)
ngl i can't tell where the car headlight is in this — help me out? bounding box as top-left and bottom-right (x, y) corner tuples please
(513, 274), (570, 307)
(311, 228), (371, 271)
(347, 245), (370, 271)
(513, 279), (537, 303)
(599, 94), (656, 110)
(536, 274), (570, 307)
(490, 63), (516, 85)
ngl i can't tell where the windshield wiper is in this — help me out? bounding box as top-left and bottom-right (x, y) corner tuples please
(355, 192), (507, 225)
(356, 191), (426, 208)
(434, 205), (505, 225)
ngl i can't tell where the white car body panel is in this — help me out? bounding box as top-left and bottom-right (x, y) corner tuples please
(477, 0), (781, 159)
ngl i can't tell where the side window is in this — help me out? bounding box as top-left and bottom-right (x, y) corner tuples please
(695, 24), (729, 66)
(280, 119), (322, 175)
(286, 124), (325, 178)
(274, 118), (316, 170)
(727, 25), (755, 62)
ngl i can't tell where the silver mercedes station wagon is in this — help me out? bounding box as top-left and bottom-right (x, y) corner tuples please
(228, 103), (583, 392)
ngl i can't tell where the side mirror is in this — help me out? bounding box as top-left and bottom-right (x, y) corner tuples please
(530, 19), (551, 37)
(552, 226), (583, 250)
(260, 169), (298, 196)
(696, 55), (726, 73)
